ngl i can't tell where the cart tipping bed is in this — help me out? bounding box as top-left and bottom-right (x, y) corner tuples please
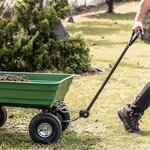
(0, 71), (73, 109)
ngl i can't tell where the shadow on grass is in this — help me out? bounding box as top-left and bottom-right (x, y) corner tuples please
(66, 12), (137, 48)
(0, 129), (100, 149)
(0, 129), (31, 149)
(67, 21), (131, 37)
(138, 130), (150, 136)
(144, 41), (150, 45)
(67, 12), (136, 42)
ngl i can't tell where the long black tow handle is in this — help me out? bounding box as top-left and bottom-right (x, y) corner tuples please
(79, 29), (142, 118)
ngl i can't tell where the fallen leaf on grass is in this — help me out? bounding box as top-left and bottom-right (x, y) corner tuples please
(8, 113), (14, 119)
(108, 64), (113, 68)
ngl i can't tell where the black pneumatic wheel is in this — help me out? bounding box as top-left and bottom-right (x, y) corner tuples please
(0, 106), (7, 127)
(56, 108), (70, 131)
(29, 113), (62, 144)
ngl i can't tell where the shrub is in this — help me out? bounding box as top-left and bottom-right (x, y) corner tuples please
(0, 0), (91, 73)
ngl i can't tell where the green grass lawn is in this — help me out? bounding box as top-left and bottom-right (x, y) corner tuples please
(1, 1), (150, 149)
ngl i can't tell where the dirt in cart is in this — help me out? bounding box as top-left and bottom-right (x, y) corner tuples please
(0, 74), (30, 82)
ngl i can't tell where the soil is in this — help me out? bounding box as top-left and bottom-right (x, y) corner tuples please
(0, 74), (30, 82)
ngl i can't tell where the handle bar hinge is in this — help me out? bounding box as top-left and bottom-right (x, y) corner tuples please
(79, 110), (89, 118)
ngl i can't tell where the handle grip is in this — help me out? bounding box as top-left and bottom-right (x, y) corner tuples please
(128, 29), (142, 46)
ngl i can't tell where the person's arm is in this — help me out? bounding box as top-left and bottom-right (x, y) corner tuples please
(133, 0), (150, 33)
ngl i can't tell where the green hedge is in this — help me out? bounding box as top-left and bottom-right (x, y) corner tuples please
(0, 0), (91, 73)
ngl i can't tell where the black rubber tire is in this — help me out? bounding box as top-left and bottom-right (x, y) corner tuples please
(56, 109), (70, 131)
(29, 113), (62, 144)
(0, 106), (7, 127)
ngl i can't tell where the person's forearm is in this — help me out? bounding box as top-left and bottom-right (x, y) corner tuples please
(135, 0), (150, 22)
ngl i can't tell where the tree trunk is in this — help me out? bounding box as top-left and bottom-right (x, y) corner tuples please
(142, 8), (150, 41)
(106, 0), (114, 13)
(0, 0), (18, 18)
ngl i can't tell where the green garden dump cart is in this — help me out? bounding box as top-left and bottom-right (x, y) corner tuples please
(0, 71), (73, 144)
(0, 30), (141, 145)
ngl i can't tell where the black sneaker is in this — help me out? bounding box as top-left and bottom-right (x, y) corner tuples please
(118, 105), (142, 132)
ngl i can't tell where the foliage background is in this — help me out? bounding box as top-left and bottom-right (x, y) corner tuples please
(0, 0), (91, 73)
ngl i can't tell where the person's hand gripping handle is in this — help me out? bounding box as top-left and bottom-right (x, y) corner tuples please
(129, 28), (142, 46)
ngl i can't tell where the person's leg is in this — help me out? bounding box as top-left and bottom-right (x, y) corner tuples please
(131, 82), (150, 112)
(118, 82), (150, 132)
